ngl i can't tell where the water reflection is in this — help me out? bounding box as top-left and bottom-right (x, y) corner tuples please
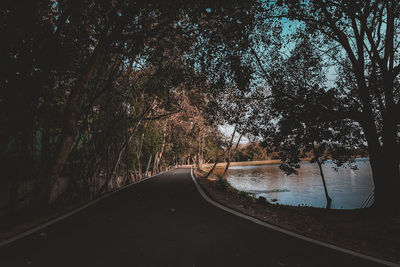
(227, 158), (374, 209)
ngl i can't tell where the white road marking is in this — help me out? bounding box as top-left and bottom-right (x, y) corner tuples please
(0, 169), (171, 247)
(190, 167), (399, 267)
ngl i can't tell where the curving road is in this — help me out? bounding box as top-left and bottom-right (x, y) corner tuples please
(0, 168), (386, 266)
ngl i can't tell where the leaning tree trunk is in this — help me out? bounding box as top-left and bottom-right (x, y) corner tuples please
(153, 131), (166, 174)
(145, 154), (152, 178)
(134, 133), (144, 181)
(222, 128), (242, 179)
(312, 143), (332, 209)
(222, 126), (236, 178)
(196, 132), (204, 170)
(152, 153), (159, 176)
(105, 107), (151, 191)
(204, 148), (219, 179)
(316, 159), (332, 210)
(30, 39), (108, 211)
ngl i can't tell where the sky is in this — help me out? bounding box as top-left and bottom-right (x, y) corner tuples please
(219, 124), (250, 144)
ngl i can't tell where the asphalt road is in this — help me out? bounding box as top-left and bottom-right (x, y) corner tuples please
(0, 168), (385, 267)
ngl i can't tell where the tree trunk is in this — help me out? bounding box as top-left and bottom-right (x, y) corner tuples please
(312, 143), (332, 209)
(362, 115), (400, 213)
(204, 148), (219, 179)
(105, 107), (151, 191)
(153, 131), (166, 174)
(152, 153), (159, 176)
(316, 159), (332, 210)
(135, 132), (145, 180)
(222, 129), (236, 178)
(124, 123), (130, 185)
(369, 151), (400, 213)
(137, 160), (142, 181)
(111, 114), (147, 180)
(30, 39), (108, 211)
(145, 154), (152, 178)
(376, 109), (400, 212)
(222, 127), (242, 178)
(196, 132), (204, 169)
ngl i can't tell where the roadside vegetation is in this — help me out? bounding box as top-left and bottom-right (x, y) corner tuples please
(194, 168), (400, 263)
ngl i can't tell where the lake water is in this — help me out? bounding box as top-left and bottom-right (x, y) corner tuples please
(227, 158), (374, 209)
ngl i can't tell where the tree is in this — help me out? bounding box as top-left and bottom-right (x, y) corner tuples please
(261, 0), (400, 212)
(253, 35), (363, 209)
(1, 0), (262, 214)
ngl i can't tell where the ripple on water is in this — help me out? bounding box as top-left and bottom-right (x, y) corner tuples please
(226, 160), (374, 209)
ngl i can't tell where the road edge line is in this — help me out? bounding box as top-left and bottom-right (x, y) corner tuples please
(0, 169), (172, 247)
(190, 167), (399, 267)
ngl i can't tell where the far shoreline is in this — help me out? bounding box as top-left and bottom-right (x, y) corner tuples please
(202, 158), (311, 168)
(202, 157), (369, 168)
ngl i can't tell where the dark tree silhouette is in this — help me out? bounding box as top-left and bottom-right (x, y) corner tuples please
(259, 0), (400, 212)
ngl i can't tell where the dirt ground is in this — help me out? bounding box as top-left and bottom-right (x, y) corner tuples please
(194, 169), (400, 264)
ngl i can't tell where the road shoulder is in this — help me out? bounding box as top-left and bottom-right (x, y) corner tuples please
(191, 168), (400, 267)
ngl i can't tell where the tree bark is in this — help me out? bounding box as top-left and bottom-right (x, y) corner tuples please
(106, 107), (151, 190)
(153, 130), (166, 174)
(312, 143), (332, 209)
(30, 38), (108, 211)
(196, 132), (204, 169)
(204, 148), (219, 179)
(152, 153), (159, 176)
(316, 159), (332, 209)
(368, 149), (400, 213)
(145, 154), (152, 178)
(361, 112), (400, 213)
(222, 126), (241, 178)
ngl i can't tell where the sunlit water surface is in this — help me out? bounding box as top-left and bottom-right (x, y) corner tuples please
(227, 158), (374, 209)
